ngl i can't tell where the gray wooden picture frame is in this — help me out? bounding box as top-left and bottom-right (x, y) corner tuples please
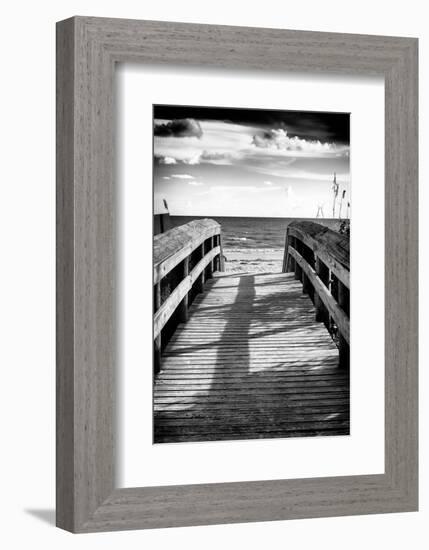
(56, 16), (418, 533)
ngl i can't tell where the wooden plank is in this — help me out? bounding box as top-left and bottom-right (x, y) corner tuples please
(155, 423), (350, 432)
(155, 403), (350, 411)
(154, 398), (349, 411)
(155, 408), (348, 416)
(156, 417), (350, 426)
(154, 430), (351, 443)
(154, 271), (349, 444)
(156, 381), (348, 389)
(155, 398), (349, 407)
(159, 369), (342, 375)
(158, 376), (344, 382)
(155, 409), (350, 416)
(155, 423), (350, 434)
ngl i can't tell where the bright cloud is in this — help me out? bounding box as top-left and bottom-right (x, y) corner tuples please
(159, 156), (177, 165)
(170, 174), (194, 180)
(252, 129), (349, 157)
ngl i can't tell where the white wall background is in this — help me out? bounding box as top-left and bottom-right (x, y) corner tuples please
(0, 1), (425, 548)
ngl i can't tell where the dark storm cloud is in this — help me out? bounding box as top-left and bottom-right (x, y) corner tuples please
(153, 118), (203, 139)
(154, 105), (350, 144)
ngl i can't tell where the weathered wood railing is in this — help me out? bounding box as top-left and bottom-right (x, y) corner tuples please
(283, 221), (350, 368)
(153, 219), (223, 371)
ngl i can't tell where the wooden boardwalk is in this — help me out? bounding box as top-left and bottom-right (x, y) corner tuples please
(154, 272), (350, 443)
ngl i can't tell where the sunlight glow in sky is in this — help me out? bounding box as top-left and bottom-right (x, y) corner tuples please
(153, 106), (350, 218)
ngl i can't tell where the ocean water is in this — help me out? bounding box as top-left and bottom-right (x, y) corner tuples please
(169, 216), (343, 250)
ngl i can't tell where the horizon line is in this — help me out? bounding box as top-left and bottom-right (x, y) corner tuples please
(165, 213), (350, 220)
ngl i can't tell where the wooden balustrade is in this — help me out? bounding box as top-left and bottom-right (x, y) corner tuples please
(153, 219), (223, 372)
(283, 221), (350, 368)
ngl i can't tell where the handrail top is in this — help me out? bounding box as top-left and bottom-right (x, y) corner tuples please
(288, 220), (349, 271)
(154, 218), (220, 271)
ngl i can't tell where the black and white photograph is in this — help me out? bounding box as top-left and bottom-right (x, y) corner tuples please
(1, 0), (421, 541)
(153, 104), (350, 444)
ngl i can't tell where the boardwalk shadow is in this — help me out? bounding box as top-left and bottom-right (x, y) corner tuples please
(154, 273), (349, 443)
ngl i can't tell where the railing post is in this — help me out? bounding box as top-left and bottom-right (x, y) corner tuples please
(326, 268), (333, 330)
(314, 257), (324, 321)
(208, 236), (214, 278)
(219, 233), (225, 271)
(283, 231), (289, 272)
(196, 243), (205, 293)
(299, 240), (310, 294)
(294, 238), (303, 282)
(215, 234), (220, 272)
(154, 282), (162, 373)
(317, 258), (331, 329)
(178, 257), (189, 322)
(282, 232), (287, 272)
(302, 272), (310, 294)
(284, 231), (295, 273)
(338, 281), (350, 368)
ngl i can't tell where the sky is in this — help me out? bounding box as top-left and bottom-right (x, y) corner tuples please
(153, 105), (350, 218)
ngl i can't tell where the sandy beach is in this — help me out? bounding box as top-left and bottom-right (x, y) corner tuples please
(222, 247), (284, 274)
